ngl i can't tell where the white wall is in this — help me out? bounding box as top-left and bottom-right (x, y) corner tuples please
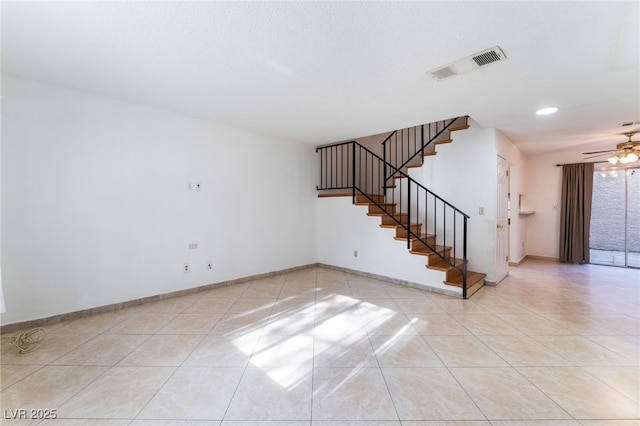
(1, 75), (317, 325)
(0, 73), (4, 313)
(316, 197), (460, 296)
(421, 119), (498, 282)
(524, 149), (593, 259)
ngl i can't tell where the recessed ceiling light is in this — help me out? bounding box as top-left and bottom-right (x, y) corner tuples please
(536, 107), (558, 116)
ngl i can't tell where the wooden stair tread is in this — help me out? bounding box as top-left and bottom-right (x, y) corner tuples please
(394, 233), (435, 241)
(317, 193), (351, 198)
(380, 222), (422, 229)
(434, 139), (453, 145)
(355, 193), (384, 202)
(356, 200), (387, 206)
(449, 124), (470, 132)
(444, 271), (486, 288)
(367, 203), (397, 209)
(368, 204), (397, 216)
(427, 257), (463, 271)
(409, 245), (450, 256)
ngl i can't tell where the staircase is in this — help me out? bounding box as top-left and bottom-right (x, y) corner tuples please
(316, 116), (485, 298)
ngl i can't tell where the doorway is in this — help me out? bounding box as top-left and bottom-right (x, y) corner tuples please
(590, 167), (639, 268)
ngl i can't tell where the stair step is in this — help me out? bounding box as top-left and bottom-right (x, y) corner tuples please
(421, 145), (437, 157)
(394, 232), (433, 241)
(394, 224), (422, 238)
(433, 138), (453, 145)
(444, 271), (486, 290)
(449, 116), (469, 131)
(421, 143), (437, 155)
(465, 279), (485, 298)
(368, 204), (396, 215)
(413, 246), (452, 263)
(409, 245), (449, 257)
(410, 235), (437, 250)
(355, 193), (384, 205)
(427, 257), (463, 272)
(317, 192), (352, 198)
(380, 213), (410, 225)
(381, 221), (420, 230)
(449, 125), (470, 132)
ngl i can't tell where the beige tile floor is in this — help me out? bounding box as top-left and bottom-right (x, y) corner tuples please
(1, 259), (639, 425)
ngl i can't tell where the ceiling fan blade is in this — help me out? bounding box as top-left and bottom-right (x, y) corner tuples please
(584, 152), (615, 159)
(582, 149), (616, 155)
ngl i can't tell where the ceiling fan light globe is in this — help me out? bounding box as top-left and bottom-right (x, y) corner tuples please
(608, 156), (619, 165)
(621, 152), (639, 163)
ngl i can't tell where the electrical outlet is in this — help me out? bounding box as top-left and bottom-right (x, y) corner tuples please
(479, 207), (485, 215)
(353, 250), (358, 258)
(207, 261), (213, 270)
(188, 243), (198, 250)
(183, 263), (190, 273)
(552, 204), (558, 211)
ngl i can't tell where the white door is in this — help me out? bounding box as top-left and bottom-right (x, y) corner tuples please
(496, 156), (509, 282)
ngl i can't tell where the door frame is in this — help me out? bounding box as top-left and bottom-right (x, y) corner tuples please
(495, 155), (509, 283)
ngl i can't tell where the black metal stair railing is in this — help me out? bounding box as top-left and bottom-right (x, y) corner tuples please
(316, 141), (471, 298)
(382, 117), (464, 177)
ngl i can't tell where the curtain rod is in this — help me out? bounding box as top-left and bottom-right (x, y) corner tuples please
(555, 160), (608, 167)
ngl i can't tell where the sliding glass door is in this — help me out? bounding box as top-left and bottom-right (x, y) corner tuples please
(590, 167), (639, 268)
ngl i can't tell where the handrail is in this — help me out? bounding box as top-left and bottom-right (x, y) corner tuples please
(316, 140), (470, 297)
(382, 117), (464, 175)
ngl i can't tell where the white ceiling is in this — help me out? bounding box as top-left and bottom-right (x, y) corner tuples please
(2, 1), (639, 155)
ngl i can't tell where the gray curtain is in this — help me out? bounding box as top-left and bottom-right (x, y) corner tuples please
(559, 163), (594, 263)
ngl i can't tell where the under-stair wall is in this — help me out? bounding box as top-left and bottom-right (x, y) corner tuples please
(418, 118), (497, 282)
(316, 196), (463, 297)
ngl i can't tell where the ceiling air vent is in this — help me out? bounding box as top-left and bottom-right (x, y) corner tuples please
(431, 66), (458, 80)
(428, 46), (507, 81)
(472, 49), (503, 66)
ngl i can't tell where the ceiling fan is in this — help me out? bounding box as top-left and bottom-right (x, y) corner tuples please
(583, 132), (640, 165)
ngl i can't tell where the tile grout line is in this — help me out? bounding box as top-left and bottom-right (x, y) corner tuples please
(362, 300), (402, 424)
(309, 266), (318, 426)
(128, 293), (207, 423)
(218, 276), (281, 424)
